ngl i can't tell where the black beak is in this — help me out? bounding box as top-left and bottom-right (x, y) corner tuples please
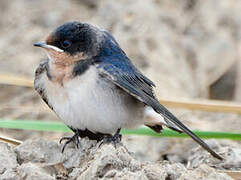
(33, 42), (46, 48)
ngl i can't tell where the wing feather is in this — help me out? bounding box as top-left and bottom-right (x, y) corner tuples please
(96, 61), (222, 160)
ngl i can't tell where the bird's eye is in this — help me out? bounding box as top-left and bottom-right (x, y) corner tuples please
(61, 40), (72, 49)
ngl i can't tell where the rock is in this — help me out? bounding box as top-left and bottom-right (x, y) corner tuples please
(15, 138), (94, 169)
(15, 139), (62, 164)
(40, 162), (69, 179)
(0, 168), (21, 180)
(180, 164), (232, 180)
(187, 140), (241, 170)
(18, 162), (55, 180)
(73, 143), (187, 180)
(0, 142), (18, 174)
(74, 143), (142, 179)
(0, 139), (236, 179)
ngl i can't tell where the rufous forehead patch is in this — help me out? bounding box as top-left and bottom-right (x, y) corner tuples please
(46, 33), (58, 45)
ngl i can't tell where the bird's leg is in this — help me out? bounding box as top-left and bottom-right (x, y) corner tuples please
(59, 131), (80, 153)
(99, 128), (122, 148)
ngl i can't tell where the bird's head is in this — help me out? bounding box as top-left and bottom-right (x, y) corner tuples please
(34, 22), (104, 65)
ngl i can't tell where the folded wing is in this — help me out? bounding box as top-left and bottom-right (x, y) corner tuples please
(95, 53), (222, 160)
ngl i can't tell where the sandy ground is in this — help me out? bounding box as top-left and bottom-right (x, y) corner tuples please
(0, 0), (241, 179)
(1, 138), (239, 180)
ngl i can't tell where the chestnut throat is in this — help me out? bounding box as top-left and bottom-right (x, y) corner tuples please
(46, 58), (92, 86)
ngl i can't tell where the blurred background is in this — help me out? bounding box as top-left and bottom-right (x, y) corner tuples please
(0, 0), (240, 162)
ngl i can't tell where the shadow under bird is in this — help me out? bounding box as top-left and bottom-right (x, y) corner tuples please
(34, 21), (222, 160)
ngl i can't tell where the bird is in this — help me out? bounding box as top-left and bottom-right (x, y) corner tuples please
(33, 21), (222, 160)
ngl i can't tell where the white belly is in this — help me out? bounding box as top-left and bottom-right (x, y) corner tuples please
(37, 66), (144, 134)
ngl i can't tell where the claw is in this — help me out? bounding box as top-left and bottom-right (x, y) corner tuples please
(99, 128), (122, 148)
(59, 133), (80, 153)
(59, 136), (71, 144)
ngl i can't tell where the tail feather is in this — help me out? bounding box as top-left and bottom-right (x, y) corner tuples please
(151, 100), (223, 160)
(167, 125), (183, 133)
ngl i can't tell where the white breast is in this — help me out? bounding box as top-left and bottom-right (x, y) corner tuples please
(37, 66), (144, 134)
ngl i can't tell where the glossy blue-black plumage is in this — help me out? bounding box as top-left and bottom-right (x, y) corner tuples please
(94, 32), (156, 101)
(93, 31), (223, 160)
(47, 22), (93, 55)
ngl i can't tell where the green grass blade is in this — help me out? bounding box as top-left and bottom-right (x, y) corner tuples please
(121, 128), (241, 140)
(0, 119), (240, 140)
(0, 120), (71, 132)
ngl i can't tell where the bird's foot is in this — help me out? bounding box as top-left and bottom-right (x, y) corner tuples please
(59, 132), (80, 153)
(99, 128), (122, 148)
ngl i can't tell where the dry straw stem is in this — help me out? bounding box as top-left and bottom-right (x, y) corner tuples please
(0, 135), (22, 145)
(0, 74), (33, 87)
(160, 98), (241, 114)
(0, 73), (241, 114)
(218, 170), (241, 180)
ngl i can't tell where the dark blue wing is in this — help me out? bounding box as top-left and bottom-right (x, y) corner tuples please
(95, 33), (156, 104)
(94, 34), (222, 160)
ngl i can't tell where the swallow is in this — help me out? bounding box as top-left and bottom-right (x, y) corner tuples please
(34, 21), (222, 160)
